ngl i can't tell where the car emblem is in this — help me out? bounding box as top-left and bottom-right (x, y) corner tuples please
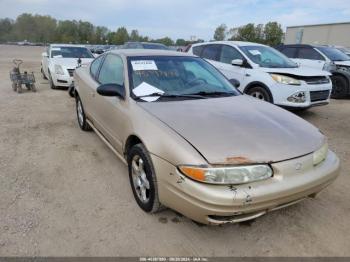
(295, 163), (303, 171)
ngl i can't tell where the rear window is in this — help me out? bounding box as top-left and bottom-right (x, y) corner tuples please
(280, 47), (298, 58)
(192, 45), (204, 56)
(201, 45), (221, 61)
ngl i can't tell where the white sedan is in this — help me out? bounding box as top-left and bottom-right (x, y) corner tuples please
(41, 44), (94, 89)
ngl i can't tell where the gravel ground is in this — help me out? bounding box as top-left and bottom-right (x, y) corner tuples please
(0, 45), (349, 257)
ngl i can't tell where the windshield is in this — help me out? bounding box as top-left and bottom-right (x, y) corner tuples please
(51, 46), (94, 58)
(317, 46), (350, 61)
(128, 56), (240, 102)
(142, 43), (169, 50)
(240, 45), (298, 68)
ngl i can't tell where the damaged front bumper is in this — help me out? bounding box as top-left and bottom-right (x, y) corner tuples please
(152, 150), (340, 225)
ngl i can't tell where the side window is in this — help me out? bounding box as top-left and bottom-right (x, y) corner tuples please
(90, 55), (104, 79)
(297, 48), (324, 60)
(98, 55), (124, 85)
(192, 45), (204, 56)
(281, 47), (298, 58)
(220, 45), (244, 64)
(201, 45), (221, 61)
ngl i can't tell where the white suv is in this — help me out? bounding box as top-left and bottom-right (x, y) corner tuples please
(41, 44), (94, 89)
(188, 41), (332, 109)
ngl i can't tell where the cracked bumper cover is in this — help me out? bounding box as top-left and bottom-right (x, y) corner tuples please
(151, 150), (340, 225)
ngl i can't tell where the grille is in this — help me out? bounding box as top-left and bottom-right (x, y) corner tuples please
(303, 76), (330, 85)
(310, 90), (330, 102)
(67, 69), (75, 77)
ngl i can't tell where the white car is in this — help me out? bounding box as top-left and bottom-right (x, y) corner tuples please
(188, 41), (332, 109)
(276, 44), (350, 98)
(41, 44), (94, 89)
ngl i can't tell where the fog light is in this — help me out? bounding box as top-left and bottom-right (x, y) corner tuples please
(287, 91), (306, 103)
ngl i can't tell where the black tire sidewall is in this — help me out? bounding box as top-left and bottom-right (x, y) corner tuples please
(75, 96), (90, 131)
(127, 144), (157, 213)
(331, 75), (348, 98)
(49, 72), (56, 89)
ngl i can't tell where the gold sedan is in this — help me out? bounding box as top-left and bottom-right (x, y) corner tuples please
(73, 49), (340, 225)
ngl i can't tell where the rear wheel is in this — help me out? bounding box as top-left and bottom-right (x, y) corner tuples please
(127, 144), (162, 213)
(331, 75), (349, 99)
(246, 86), (272, 103)
(75, 95), (92, 131)
(12, 82), (17, 92)
(17, 84), (22, 94)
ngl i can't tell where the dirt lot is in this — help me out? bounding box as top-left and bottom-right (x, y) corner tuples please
(0, 45), (349, 257)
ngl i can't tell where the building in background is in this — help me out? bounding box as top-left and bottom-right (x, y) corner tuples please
(285, 22), (350, 47)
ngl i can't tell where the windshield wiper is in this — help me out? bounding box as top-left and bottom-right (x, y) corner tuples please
(184, 91), (236, 97)
(135, 92), (206, 100)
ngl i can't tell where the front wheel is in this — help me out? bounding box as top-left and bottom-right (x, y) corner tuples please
(41, 67), (47, 80)
(127, 144), (162, 213)
(48, 72), (56, 89)
(246, 86), (272, 103)
(331, 75), (349, 99)
(75, 96), (92, 131)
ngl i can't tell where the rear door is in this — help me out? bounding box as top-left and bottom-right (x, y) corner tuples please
(293, 47), (326, 70)
(198, 44), (246, 86)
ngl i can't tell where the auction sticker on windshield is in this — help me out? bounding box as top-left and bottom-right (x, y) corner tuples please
(131, 60), (158, 71)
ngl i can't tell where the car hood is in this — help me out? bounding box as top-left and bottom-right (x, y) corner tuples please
(51, 58), (94, 69)
(139, 96), (324, 164)
(334, 60), (350, 67)
(259, 66), (331, 76)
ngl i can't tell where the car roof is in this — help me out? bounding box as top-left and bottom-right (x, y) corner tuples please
(108, 49), (195, 57)
(50, 44), (87, 48)
(192, 41), (266, 47)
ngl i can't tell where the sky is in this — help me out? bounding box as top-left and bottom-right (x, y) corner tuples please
(0, 0), (350, 40)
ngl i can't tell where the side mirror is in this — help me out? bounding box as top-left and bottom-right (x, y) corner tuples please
(42, 52), (48, 58)
(229, 79), (240, 88)
(97, 83), (125, 98)
(231, 59), (243, 66)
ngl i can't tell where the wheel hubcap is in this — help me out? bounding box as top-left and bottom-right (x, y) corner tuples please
(250, 91), (266, 100)
(131, 155), (150, 203)
(77, 100), (84, 126)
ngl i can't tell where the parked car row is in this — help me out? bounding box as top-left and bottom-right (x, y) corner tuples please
(57, 46), (340, 225)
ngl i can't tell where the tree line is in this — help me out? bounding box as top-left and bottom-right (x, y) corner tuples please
(213, 22), (284, 46)
(0, 13), (284, 46)
(0, 13), (202, 46)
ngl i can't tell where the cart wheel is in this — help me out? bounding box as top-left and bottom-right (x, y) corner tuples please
(12, 82), (17, 92)
(25, 83), (31, 90)
(31, 84), (37, 92)
(17, 84), (22, 94)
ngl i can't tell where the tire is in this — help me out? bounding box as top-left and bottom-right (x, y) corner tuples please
(48, 71), (56, 89)
(68, 85), (75, 97)
(75, 95), (92, 131)
(331, 75), (349, 99)
(17, 84), (22, 94)
(246, 86), (272, 103)
(31, 84), (37, 92)
(12, 82), (17, 92)
(127, 143), (162, 213)
(41, 67), (47, 80)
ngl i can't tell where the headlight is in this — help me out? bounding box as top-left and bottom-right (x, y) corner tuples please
(313, 142), (328, 166)
(322, 62), (336, 72)
(270, 74), (301, 86)
(54, 64), (65, 75)
(178, 164), (273, 185)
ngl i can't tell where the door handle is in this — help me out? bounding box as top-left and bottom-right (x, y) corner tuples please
(245, 73), (251, 77)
